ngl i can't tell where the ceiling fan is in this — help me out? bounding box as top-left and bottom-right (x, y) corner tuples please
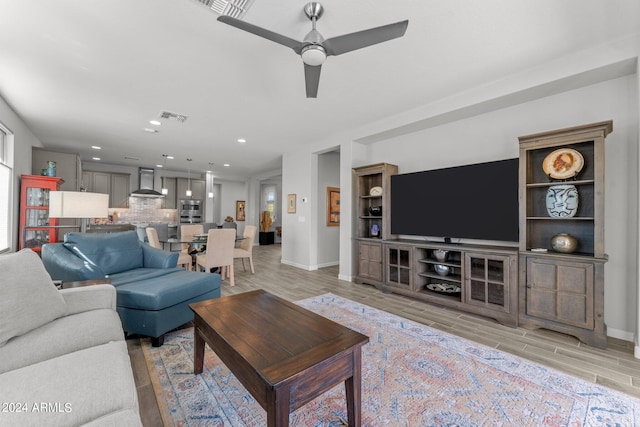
(217, 2), (409, 98)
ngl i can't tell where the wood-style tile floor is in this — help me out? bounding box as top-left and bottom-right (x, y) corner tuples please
(127, 244), (640, 426)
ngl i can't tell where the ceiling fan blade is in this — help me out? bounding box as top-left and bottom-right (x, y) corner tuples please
(218, 16), (305, 53)
(322, 20), (409, 56)
(304, 64), (322, 98)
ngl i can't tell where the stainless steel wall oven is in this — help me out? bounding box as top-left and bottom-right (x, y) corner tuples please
(179, 199), (202, 223)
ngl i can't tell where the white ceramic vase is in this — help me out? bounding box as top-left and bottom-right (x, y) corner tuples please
(546, 184), (579, 218)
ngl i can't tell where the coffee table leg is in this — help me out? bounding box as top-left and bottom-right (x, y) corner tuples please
(267, 385), (291, 427)
(345, 348), (362, 427)
(194, 328), (205, 375)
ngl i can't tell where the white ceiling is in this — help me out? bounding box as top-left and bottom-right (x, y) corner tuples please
(0, 0), (638, 180)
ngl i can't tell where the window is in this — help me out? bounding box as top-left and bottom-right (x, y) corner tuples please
(262, 184), (277, 222)
(0, 125), (12, 253)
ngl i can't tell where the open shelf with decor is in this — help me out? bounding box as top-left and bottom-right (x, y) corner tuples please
(415, 247), (463, 302)
(353, 163), (398, 288)
(518, 121), (612, 348)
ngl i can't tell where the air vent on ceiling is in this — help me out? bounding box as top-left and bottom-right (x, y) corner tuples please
(124, 156), (140, 161)
(158, 111), (189, 122)
(194, 0), (255, 19)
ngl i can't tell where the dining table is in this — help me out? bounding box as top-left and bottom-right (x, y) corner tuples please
(160, 234), (243, 252)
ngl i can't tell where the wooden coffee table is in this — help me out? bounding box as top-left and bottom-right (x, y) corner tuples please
(190, 290), (369, 427)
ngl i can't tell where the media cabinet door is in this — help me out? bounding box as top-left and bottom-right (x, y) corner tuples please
(357, 241), (383, 283)
(525, 256), (594, 330)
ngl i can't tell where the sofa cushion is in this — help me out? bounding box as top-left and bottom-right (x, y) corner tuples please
(0, 249), (67, 347)
(0, 341), (139, 427)
(0, 308), (124, 374)
(63, 231), (143, 275)
(116, 271), (218, 310)
(108, 267), (185, 286)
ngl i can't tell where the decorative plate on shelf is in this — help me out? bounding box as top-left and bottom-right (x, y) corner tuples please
(369, 186), (383, 196)
(426, 283), (461, 295)
(542, 148), (584, 179)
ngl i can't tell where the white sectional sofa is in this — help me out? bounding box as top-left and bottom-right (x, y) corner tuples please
(0, 249), (142, 426)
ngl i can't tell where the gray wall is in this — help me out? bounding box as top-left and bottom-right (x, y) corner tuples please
(316, 151), (340, 267)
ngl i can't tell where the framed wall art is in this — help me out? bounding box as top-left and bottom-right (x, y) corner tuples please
(327, 187), (340, 226)
(287, 194), (296, 214)
(236, 200), (246, 221)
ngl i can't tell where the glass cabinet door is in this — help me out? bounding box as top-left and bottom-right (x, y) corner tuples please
(26, 187), (50, 207)
(464, 253), (510, 309)
(386, 246), (411, 289)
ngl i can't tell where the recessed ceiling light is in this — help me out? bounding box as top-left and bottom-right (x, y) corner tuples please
(149, 120), (161, 126)
(92, 157), (101, 161)
(237, 138), (246, 144)
(143, 128), (158, 133)
(167, 156), (174, 160)
(91, 145), (101, 150)
(156, 164), (163, 168)
(223, 163), (230, 167)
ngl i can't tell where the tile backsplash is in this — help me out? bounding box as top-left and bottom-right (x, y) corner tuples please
(104, 197), (177, 224)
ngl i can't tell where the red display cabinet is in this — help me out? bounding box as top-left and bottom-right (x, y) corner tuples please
(19, 174), (65, 252)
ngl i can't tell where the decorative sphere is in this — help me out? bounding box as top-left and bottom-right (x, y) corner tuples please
(551, 233), (578, 253)
(369, 206), (382, 216)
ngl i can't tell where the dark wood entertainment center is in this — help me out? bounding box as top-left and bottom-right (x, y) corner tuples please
(353, 121), (612, 347)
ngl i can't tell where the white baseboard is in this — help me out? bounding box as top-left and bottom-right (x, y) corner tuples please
(317, 261), (339, 269)
(606, 327), (635, 343)
(338, 274), (352, 282)
(280, 259), (339, 271)
(280, 259), (313, 271)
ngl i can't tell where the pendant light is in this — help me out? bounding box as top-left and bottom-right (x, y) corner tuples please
(161, 154), (169, 195)
(186, 158), (192, 197)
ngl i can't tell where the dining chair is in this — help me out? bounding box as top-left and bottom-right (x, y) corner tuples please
(233, 225), (256, 274)
(180, 224), (204, 254)
(146, 227), (192, 271)
(148, 222), (169, 242)
(195, 228), (236, 286)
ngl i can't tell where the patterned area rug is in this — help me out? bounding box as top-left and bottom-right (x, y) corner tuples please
(142, 293), (640, 426)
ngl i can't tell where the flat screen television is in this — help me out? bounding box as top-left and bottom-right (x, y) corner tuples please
(390, 158), (519, 242)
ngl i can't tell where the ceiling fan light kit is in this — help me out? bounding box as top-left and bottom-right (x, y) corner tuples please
(301, 45), (326, 66)
(217, 2), (408, 98)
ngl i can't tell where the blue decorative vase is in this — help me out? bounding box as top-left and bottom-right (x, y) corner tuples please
(46, 161), (56, 177)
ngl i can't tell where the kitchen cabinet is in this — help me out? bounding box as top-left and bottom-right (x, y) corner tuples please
(82, 170), (130, 208)
(161, 177), (177, 209)
(176, 178), (205, 201)
(110, 173), (130, 208)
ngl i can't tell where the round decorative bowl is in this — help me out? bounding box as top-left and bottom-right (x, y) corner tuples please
(551, 233), (578, 253)
(433, 249), (449, 262)
(433, 264), (451, 276)
(369, 206), (382, 216)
